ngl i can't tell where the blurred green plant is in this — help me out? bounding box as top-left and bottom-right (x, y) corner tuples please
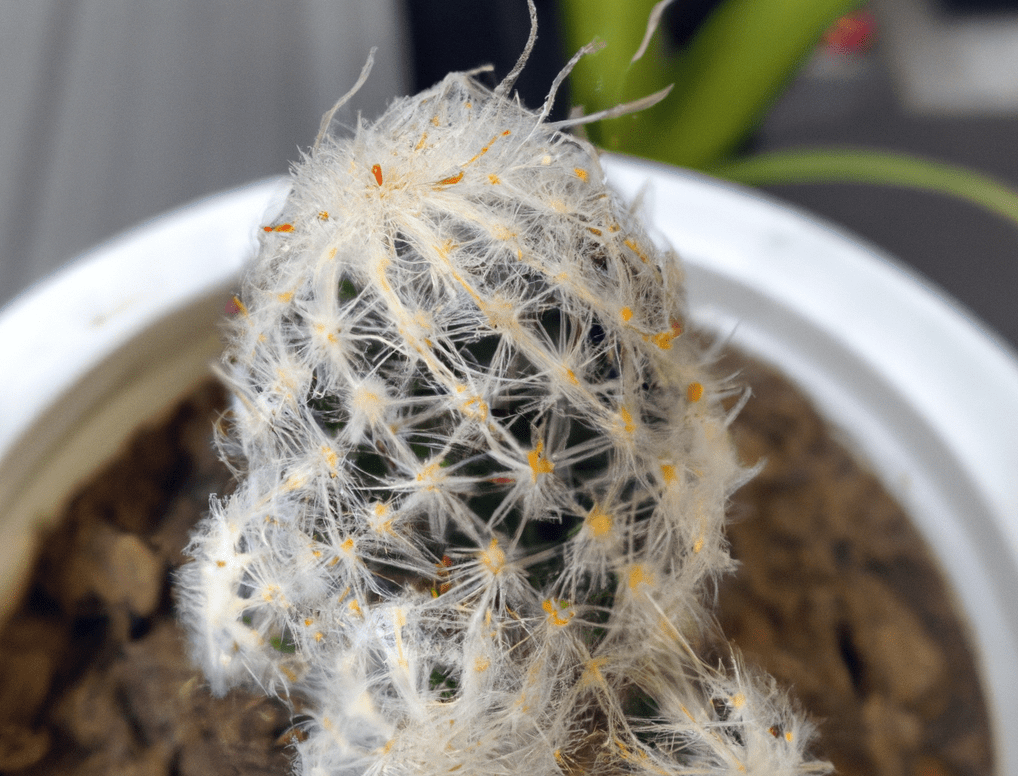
(559, 0), (1018, 226)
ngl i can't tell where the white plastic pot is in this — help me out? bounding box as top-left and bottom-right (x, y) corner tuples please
(2, 155), (1016, 773)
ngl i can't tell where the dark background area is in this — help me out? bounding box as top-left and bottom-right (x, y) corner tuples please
(406, 0), (569, 118)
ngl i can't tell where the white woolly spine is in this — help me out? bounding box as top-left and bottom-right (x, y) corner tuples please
(178, 27), (829, 776)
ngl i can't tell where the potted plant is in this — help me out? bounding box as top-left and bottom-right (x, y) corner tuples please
(1, 2), (1015, 774)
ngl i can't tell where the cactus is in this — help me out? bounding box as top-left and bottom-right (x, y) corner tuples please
(177, 6), (830, 774)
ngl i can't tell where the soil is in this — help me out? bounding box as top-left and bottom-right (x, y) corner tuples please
(0, 353), (994, 776)
(715, 354), (992, 776)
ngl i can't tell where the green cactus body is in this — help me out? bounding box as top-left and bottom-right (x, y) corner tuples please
(178, 18), (829, 776)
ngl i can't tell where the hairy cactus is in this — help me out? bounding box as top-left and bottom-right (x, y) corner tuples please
(178, 8), (830, 775)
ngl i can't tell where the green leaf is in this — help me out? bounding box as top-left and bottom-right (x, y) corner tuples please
(712, 148), (1018, 227)
(558, 0), (865, 168)
(643, 0), (865, 167)
(558, 0), (674, 124)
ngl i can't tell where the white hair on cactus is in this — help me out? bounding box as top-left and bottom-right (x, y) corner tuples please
(177, 2), (830, 774)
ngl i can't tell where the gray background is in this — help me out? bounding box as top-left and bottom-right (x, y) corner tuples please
(0, 0), (408, 309)
(757, 0), (1018, 353)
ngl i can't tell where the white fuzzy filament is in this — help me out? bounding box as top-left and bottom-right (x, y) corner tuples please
(178, 22), (829, 776)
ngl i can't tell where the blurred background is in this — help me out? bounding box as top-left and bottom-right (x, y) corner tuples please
(2, 0), (1016, 351)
